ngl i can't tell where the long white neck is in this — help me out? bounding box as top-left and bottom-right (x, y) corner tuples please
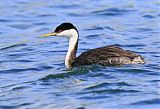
(64, 29), (78, 69)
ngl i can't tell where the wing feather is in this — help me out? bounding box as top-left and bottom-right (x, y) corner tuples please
(74, 45), (140, 66)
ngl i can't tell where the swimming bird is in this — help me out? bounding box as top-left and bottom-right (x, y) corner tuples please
(42, 23), (145, 70)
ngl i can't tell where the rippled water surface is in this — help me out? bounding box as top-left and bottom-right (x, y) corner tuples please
(0, 0), (160, 109)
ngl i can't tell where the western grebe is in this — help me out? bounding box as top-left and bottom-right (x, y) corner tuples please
(42, 23), (145, 70)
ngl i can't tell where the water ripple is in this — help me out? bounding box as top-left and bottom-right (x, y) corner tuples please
(130, 98), (160, 105)
(0, 19), (12, 23)
(85, 26), (104, 31)
(1, 68), (41, 73)
(143, 15), (155, 19)
(85, 82), (133, 90)
(78, 89), (140, 95)
(91, 8), (135, 16)
(0, 44), (26, 51)
(9, 24), (34, 29)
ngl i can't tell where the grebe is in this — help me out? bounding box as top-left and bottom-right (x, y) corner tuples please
(42, 23), (145, 70)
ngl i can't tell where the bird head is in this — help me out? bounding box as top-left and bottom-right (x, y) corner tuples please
(41, 23), (78, 38)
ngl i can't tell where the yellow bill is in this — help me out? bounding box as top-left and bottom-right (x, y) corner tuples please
(40, 32), (57, 37)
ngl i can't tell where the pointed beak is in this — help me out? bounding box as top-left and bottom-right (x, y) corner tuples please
(40, 32), (57, 37)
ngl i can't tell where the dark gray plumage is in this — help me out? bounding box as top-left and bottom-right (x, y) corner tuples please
(73, 45), (144, 66)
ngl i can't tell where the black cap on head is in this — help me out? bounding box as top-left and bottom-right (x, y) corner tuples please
(54, 22), (78, 33)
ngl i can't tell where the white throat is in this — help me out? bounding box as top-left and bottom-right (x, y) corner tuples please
(60, 29), (78, 69)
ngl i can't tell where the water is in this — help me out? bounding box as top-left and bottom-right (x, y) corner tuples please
(0, 0), (160, 109)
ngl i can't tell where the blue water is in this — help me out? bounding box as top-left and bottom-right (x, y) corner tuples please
(0, 0), (160, 109)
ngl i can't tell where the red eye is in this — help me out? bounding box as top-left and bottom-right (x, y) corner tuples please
(58, 30), (63, 33)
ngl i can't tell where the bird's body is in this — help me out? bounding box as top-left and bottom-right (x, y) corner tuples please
(74, 45), (144, 67)
(42, 23), (145, 70)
